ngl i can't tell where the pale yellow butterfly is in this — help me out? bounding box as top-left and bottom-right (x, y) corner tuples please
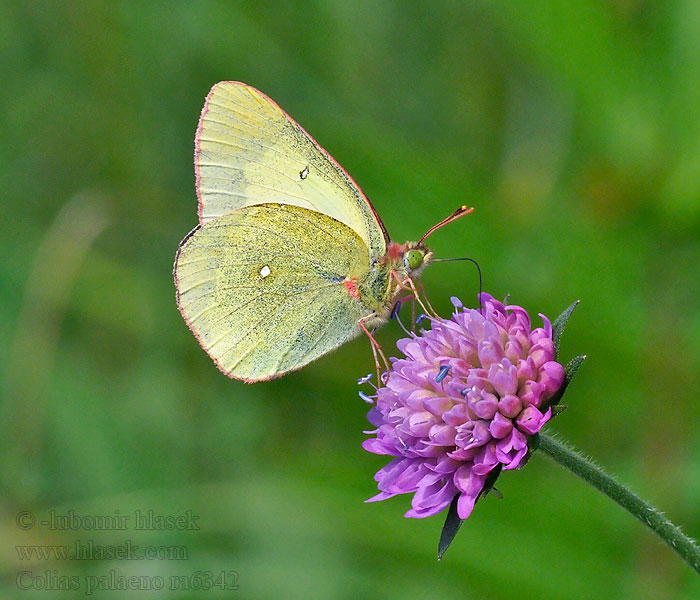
(174, 82), (471, 382)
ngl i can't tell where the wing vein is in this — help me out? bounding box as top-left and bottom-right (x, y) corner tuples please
(207, 282), (338, 352)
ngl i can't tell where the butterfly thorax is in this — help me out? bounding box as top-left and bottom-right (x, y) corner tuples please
(349, 241), (432, 329)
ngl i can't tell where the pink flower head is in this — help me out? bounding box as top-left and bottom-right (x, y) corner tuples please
(362, 293), (566, 520)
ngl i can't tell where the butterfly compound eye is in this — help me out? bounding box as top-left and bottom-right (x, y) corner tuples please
(406, 249), (424, 271)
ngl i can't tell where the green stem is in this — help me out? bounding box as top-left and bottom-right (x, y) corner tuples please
(537, 432), (700, 575)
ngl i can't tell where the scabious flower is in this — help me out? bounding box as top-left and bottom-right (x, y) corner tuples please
(362, 293), (566, 519)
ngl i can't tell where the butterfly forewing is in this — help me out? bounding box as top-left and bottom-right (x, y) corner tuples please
(175, 203), (375, 381)
(196, 82), (388, 263)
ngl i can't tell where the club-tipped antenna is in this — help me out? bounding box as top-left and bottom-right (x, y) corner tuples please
(417, 206), (474, 246)
(433, 256), (483, 312)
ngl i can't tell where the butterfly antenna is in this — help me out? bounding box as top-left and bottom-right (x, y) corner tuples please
(432, 256), (483, 312)
(417, 206), (474, 246)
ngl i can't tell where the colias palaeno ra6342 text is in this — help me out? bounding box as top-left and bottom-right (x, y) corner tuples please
(174, 82), (471, 382)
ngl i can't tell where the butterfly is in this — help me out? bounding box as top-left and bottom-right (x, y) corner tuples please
(174, 82), (471, 382)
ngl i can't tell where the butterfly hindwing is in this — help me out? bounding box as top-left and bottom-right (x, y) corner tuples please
(174, 203), (375, 381)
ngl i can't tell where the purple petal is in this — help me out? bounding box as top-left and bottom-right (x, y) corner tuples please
(538, 312), (553, 338)
(516, 406), (547, 435)
(429, 423), (457, 446)
(362, 438), (396, 456)
(495, 429), (528, 466)
(489, 361), (518, 396)
(498, 394), (522, 418)
(505, 339), (524, 363)
(406, 411), (435, 437)
(477, 339), (504, 368)
(366, 491), (396, 503)
(516, 357), (536, 385)
(411, 478), (457, 512)
(422, 395), (454, 417)
(529, 338), (555, 368)
(395, 461), (437, 491)
(471, 444), (499, 476)
(367, 406), (384, 427)
(374, 457), (412, 489)
(489, 412), (513, 439)
(520, 380), (544, 407)
(506, 304), (531, 331)
(538, 361), (566, 399)
(472, 391), (498, 419)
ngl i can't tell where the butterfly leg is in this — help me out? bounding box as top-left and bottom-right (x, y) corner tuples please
(411, 295), (417, 333)
(368, 331), (382, 384)
(388, 270), (435, 318)
(415, 280), (439, 318)
(391, 293), (415, 317)
(357, 315), (391, 382)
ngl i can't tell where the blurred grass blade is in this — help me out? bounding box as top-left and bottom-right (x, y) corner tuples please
(1, 192), (110, 503)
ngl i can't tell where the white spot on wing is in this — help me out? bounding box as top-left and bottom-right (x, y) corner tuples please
(300, 165), (309, 180)
(260, 265), (271, 278)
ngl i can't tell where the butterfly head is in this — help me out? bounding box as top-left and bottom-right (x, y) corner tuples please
(385, 241), (432, 279)
(403, 243), (433, 279)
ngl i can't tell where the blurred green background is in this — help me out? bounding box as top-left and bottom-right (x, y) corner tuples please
(1, 1), (699, 599)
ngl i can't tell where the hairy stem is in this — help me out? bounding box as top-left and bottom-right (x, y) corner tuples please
(537, 432), (700, 575)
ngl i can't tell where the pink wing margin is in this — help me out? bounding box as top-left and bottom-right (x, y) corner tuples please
(193, 81), (391, 245)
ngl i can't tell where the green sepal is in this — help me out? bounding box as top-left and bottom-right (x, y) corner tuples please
(548, 355), (586, 409)
(437, 496), (463, 560)
(564, 355), (586, 385)
(437, 465), (503, 560)
(488, 487), (504, 500)
(552, 300), (580, 357)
